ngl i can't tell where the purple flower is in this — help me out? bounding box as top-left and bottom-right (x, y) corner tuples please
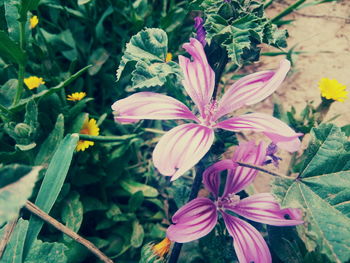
(194, 16), (206, 46)
(166, 141), (303, 263)
(263, 142), (282, 167)
(112, 38), (302, 180)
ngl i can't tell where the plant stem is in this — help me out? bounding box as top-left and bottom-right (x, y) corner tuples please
(271, 0), (306, 23)
(236, 161), (294, 180)
(24, 201), (114, 263)
(0, 218), (18, 259)
(13, 19), (27, 106)
(168, 164), (205, 263)
(79, 134), (136, 142)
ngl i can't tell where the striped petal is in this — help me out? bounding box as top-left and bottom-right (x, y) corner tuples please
(153, 123), (214, 181)
(203, 159), (235, 198)
(215, 113), (302, 152)
(167, 198), (217, 243)
(223, 141), (266, 196)
(213, 60), (291, 121)
(222, 212), (272, 263)
(179, 38), (215, 118)
(111, 92), (198, 123)
(225, 193), (304, 226)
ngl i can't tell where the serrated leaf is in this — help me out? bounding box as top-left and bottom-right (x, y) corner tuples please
(24, 240), (68, 263)
(272, 124), (350, 263)
(0, 165), (41, 225)
(24, 134), (79, 258)
(0, 219), (29, 263)
(61, 191), (83, 243)
(117, 28), (181, 90)
(120, 179), (158, 197)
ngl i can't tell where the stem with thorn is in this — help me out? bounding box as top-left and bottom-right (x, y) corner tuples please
(24, 201), (113, 263)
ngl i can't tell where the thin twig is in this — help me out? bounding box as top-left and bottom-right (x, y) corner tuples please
(0, 218), (18, 259)
(236, 161), (294, 180)
(24, 201), (113, 263)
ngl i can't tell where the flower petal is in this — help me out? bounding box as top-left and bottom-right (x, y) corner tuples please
(215, 113), (302, 152)
(179, 38), (215, 118)
(111, 92), (198, 123)
(213, 60), (291, 121)
(221, 212), (272, 263)
(203, 159), (235, 198)
(223, 141), (266, 196)
(225, 193), (304, 226)
(153, 123), (214, 180)
(167, 198), (218, 243)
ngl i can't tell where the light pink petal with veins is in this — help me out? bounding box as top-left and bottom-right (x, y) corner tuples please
(153, 123), (214, 180)
(225, 193), (304, 226)
(213, 60), (291, 121)
(167, 198), (217, 243)
(222, 212), (272, 263)
(179, 38), (215, 118)
(215, 113), (302, 152)
(111, 92), (198, 123)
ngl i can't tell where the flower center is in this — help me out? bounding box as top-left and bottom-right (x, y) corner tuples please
(215, 194), (241, 210)
(198, 100), (218, 127)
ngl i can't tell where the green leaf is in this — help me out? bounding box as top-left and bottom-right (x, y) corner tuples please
(0, 165), (41, 225)
(0, 79), (17, 107)
(272, 124), (350, 263)
(0, 31), (26, 64)
(117, 28), (181, 90)
(61, 191), (83, 243)
(34, 114), (64, 166)
(341, 124), (350, 136)
(0, 219), (29, 263)
(5, 0), (20, 42)
(23, 134), (79, 258)
(128, 191), (144, 212)
(24, 240), (68, 263)
(131, 220), (144, 248)
(120, 179), (158, 198)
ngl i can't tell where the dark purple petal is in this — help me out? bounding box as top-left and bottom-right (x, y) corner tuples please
(222, 141), (266, 196)
(225, 193), (304, 226)
(194, 16), (206, 46)
(167, 198), (218, 243)
(221, 211), (272, 263)
(203, 159), (236, 198)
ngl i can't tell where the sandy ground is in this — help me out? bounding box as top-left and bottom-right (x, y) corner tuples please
(232, 0), (350, 192)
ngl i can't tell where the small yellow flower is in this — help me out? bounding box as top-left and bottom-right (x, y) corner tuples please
(24, 76), (45, 90)
(29, 15), (39, 29)
(165, 52), (172, 62)
(76, 118), (100, 152)
(67, 92), (87, 101)
(152, 237), (171, 258)
(318, 78), (348, 102)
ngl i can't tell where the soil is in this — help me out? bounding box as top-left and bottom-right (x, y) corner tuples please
(230, 0), (350, 193)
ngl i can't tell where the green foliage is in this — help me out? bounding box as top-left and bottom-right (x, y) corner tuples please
(0, 31), (26, 64)
(192, 0), (287, 65)
(117, 28), (181, 91)
(0, 165), (41, 225)
(272, 124), (350, 262)
(25, 239), (68, 263)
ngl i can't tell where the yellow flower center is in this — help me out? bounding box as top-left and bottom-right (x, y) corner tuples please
(24, 76), (45, 90)
(152, 237), (171, 258)
(165, 52), (173, 62)
(30, 16), (39, 29)
(318, 78), (348, 102)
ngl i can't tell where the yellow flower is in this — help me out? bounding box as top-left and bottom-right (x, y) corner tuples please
(24, 76), (45, 90)
(318, 78), (348, 102)
(76, 118), (100, 152)
(67, 92), (86, 101)
(152, 237), (171, 258)
(165, 52), (172, 62)
(29, 15), (39, 29)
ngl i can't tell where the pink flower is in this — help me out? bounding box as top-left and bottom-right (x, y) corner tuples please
(166, 141), (303, 263)
(112, 38), (302, 180)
